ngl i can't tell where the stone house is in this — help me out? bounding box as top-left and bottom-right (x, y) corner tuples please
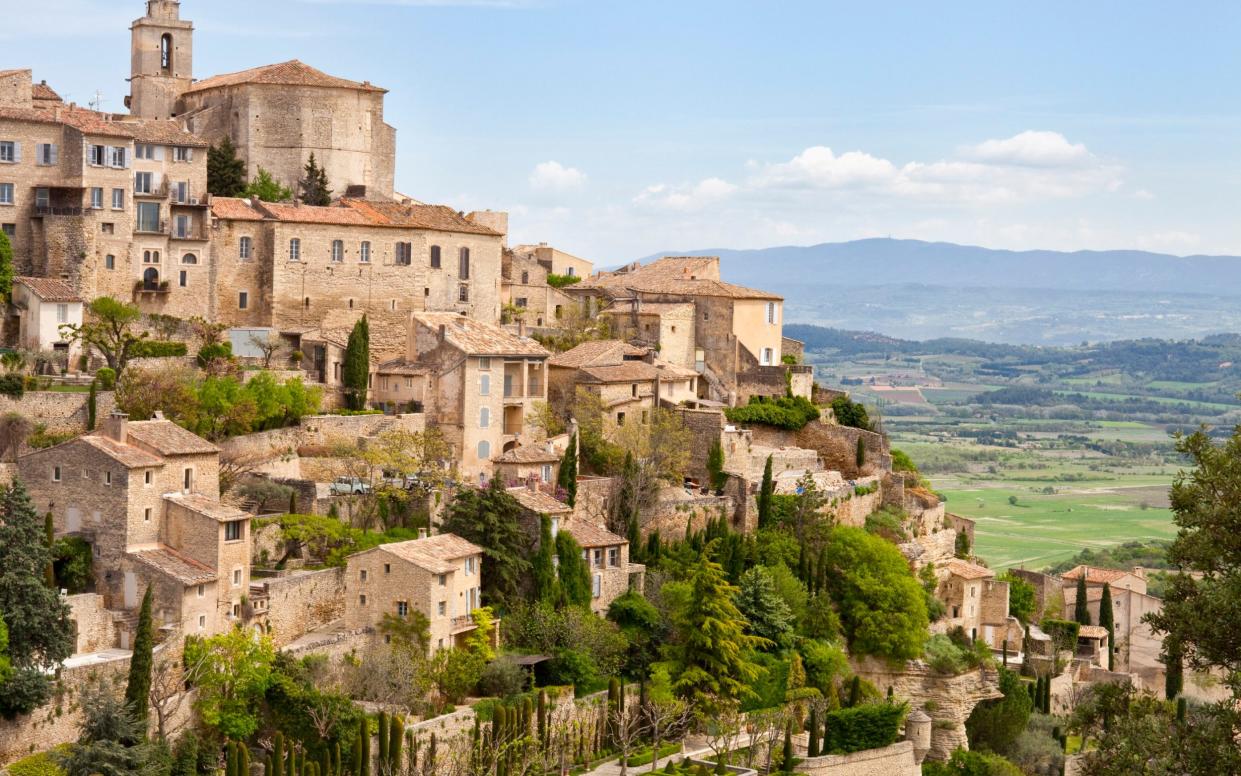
(1060, 565), (1164, 676)
(343, 533), (484, 653)
(512, 243), (594, 281)
(492, 442), (563, 487)
(17, 411), (251, 641)
(500, 248), (579, 329)
(935, 559), (1020, 651)
(11, 276), (82, 360)
(546, 339), (701, 430)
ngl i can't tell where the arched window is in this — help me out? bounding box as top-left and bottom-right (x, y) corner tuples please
(477, 440), (490, 460)
(181, 253), (197, 265)
(160, 34), (173, 72)
(142, 267), (160, 290)
(479, 407), (490, 428)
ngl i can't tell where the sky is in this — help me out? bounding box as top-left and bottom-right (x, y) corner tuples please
(6, 0), (1241, 264)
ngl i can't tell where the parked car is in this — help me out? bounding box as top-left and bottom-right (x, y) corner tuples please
(330, 477), (371, 495)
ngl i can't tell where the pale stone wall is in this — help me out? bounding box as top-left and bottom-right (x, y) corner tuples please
(797, 741), (921, 776)
(66, 593), (121, 654)
(747, 420), (891, 480)
(0, 389), (115, 434)
(260, 567), (346, 647)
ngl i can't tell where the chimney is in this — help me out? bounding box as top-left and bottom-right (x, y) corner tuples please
(517, 318), (526, 338)
(152, 410), (165, 420)
(417, 527), (428, 540)
(438, 324), (447, 343)
(102, 411), (129, 443)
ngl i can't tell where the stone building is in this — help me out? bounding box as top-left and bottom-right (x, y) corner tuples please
(11, 276), (82, 359)
(546, 339), (701, 430)
(17, 411), (251, 641)
(1060, 565), (1164, 676)
(492, 442), (563, 487)
(501, 248), (579, 329)
(935, 559), (1021, 651)
(343, 532), (483, 653)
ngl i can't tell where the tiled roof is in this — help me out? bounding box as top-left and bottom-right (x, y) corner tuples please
(413, 312), (549, 357)
(185, 60), (387, 95)
(126, 119), (208, 147)
(257, 201), (374, 227)
(589, 256), (781, 301)
(547, 340), (648, 369)
(653, 360), (699, 379)
(78, 434), (164, 469)
(211, 197), (266, 221)
(125, 420), (219, 456)
(0, 106), (134, 139)
(493, 446), (561, 465)
(164, 492), (249, 522)
(1061, 566), (1133, 584)
(1078, 625), (1110, 640)
(946, 559), (995, 580)
(341, 199), (501, 236)
(565, 521), (627, 548)
(32, 81), (61, 102)
(508, 487), (572, 515)
(377, 533), (482, 574)
(16, 276), (80, 302)
(376, 357), (432, 376)
(132, 546), (217, 586)
(578, 361), (660, 384)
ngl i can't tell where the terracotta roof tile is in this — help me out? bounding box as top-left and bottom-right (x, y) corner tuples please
(164, 492), (250, 522)
(1061, 566), (1133, 584)
(375, 533), (483, 574)
(493, 446), (561, 465)
(565, 521), (627, 548)
(0, 106), (133, 139)
(211, 197), (266, 221)
(133, 547), (217, 586)
(577, 362), (660, 384)
(125, 420), (219, 456)
(946, 559), (995, 580)
(508, 487), (572, 515)
(76, 435), (165, 469)
(589, 256), (781, 301)
(185, 60), (386, 95)
(16, 276), (80, 302)
(376, 357), (432, 376)
(32, 81), (61, 102)
(257, 201), (374, 227)
(653, 359), (699, 379)
(1078, 625), (1110, 639)
(126, 119), (207, 147)
(547, 340), (648, 369)
(413, 312), (549, 357)
(341, 199), (501, 236)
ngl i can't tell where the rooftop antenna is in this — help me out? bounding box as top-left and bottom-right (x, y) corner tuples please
(88, 90), (106, 112)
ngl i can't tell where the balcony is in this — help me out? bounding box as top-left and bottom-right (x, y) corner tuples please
(450, 615), (477, 633)
(170, 192), (209, 208)
(169, 225), (208, 241)
(133, 279), (171, 295)
(135, 220), (167, 236)
(33, 206), (84, 217)
(134, 180), (169, 199)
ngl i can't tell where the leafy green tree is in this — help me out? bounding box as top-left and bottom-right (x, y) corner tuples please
(439, 479), (532, 604)
(665, 541), (768, 712)
(342, 316), (370, 410)
(954, 529), (971, 559)
(123, 587), (154, 733)
(531, 514), (560, 604)
(757, 455), (774, 529)
(0, 610), (11, 688)
(60, 297), (147, 373)
(183, 627), (275, 739)
(299, 153), (333, 206)
(820, 526), (929, 661)
(242, 167), (293, 202)
(707, 439), (726, 493)
(965, 668), (1033, 756)
(735, 566), (795, 649)
(558, 435), (578, 506)
(0, 229), (13, 302)
(1074, 575), (1091, 626)
(998, 572), (1035, 624)
(207, 137), (247, 197)
(1099, 582), (1115, 670)
(0, 480), (75, 718)
(57, 681), (163, 776)
(555, 530), (592, 608)
(606, 590), (662, 677)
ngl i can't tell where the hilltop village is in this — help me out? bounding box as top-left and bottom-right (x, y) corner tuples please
(0, 4), (1206, 776)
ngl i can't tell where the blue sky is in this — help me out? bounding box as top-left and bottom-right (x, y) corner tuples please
(7, 0), (1241, 263)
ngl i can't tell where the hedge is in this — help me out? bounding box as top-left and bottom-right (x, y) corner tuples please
(1041, 618), (1080, 646)
(822, 702), (907, 755)
(129, 340), (189, 358)
(724, 395), (821, 430)
(624, 741), (681, 767)
(0, 372), (24, 398)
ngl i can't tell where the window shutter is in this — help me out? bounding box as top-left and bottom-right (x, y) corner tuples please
(48, 144), (58, 165)
(154, 145), (164, 162)
(185, 148), (193, 162)
(35, 143), (45, 163)
(12, 142), (20, 163)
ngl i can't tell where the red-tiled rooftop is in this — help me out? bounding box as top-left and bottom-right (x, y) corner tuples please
(1061, 566), (1134, 584)
(16, 276), (80, 302)
(185, 60), (387, 94)
(946, 559), (995, 580)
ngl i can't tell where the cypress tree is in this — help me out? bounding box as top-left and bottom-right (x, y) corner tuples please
(532, 514), (559, 603)
(124, 586), (155, 734)
(43, 511), (56, 588)
(333, 742), (341, 776)
(227, 742), (237, 776)
(299, 153), (333, 206)
(288, 490), (298, 516)
(848, 675), (861, 707)
(388, 715), (402, 776)
(361, 716), (372, 776)
(537, 689), (548, 745)
(264, 756), (273, 776)
(378, 712), (389, 775)
(1001, 639), (1008, 669)
(1165, 636), (1184, 700)
(1176, 697), (1187, 724)
(806, 706), (819, 757)
(1074, 574), (1091, 625)
(342, 315), (370, 411)
(855, 437), (866, 469)
(707, 438), (726, 493)
(426, 733), (436, 773)
(757, 455), (774, 528)
(815, 546), (828, 596)
(273, 732), (285, 776)
(320, 751), (329, 776)
(352, 725), (362, 776)
(558, 435), (578, 507)
(781, 721), (794, 773)
(1099, 582), (1115, 670)
(627, 513), (642, 564)
(240, 743), (250, 776)
(87, 379), (97, 431)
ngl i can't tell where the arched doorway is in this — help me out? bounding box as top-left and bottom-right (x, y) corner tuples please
(143, 267), (160, 290)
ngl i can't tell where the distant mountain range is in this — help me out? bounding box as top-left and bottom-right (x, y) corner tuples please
(641, 238), (1241, 296)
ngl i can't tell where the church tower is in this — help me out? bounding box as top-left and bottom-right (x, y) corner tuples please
(127, 0), (193, 119)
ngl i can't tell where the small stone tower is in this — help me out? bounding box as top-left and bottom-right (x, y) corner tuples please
(127, 0), (193, 119)
(905, 708), (933, 764)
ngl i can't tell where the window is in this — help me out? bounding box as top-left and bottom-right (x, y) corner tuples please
(144, 507), (152, 522)
(101, 222), (114, 235)
(174, 146), (192, 162)
(238, 291), (248, 310)
(289, 238), (300, 262)
(437, 601), (446, 616)
(608, 547), (619, 567)
(198, 615), (206, 630)
(105, 471), (112, 485)
(479, 407), (490, 428)
(134, 144), (154, 160)
(438, 574), (447, 587)
(56, 304), (68, 323)
(1, 224), (13, 238)
(761, 348), (774, 366)
(239, 236), (251, 259)
(360, 594), (367, 606)
(89, 188), (103, 209)
(331, 240), (344, 262)
(466, 557), (476, 575)
(593, 549), (604, 568)
(515, 297), (527, 308)
(360, 241), (371, 263)
(0, 141), (14, 163)
(160, 33), (173, 70)
(616, 411), (625, 427)
(173, 214), (191, 238)
(105, 254), (115, 270)
(458, 284), (469, 303)
(521, 271), (529, 284)
(541, 464), (552, 482)
(631, 383), (638, 397)
(384, 563), (391, 574)
(110, 147), (127, 168)
(766, 302), (776, 324)
(183, 467), (193, 491)
(477, 440), (490, 460)
(144, 470), (152, 485)
(35, 188), (49, 208)
(173, 180), (188, 203)
(112, 188), (124, 210)
(52, 466), (61, 482)
(134, 171), (152, 194)
(430, 245), (441, 268)
(458, 247), (470, 279)
(0, 183), (12, 205)
(395, 242), (412, 265)
(136, 202), (160, 232)
(89, 145), (106, 166)
(360, 569), (369, 582)
(232, 568), (242, 586)
(480, 374), (490, 396)
(396, 601), (409, 618)
(197, 584), (205, 598)
(225, 520), (244, 541)
(36, 143), (57, 166)
(592, 573), (602, 598)
(478, 357), (491, 371)
(181, 252), (198, 265)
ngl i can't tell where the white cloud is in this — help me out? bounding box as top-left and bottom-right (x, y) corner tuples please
(633, 177), (737, 211)
(529, 161), (586, 193)
(749, 146), (896, 189)
(1132, 188), (1155, 200)
(964, 130), (1092, 167)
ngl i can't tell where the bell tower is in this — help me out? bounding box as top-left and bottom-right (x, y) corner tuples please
(127, 0), (193, 119)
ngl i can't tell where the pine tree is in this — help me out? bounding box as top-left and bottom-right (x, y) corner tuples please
(87, 379), (98, 431)
(1099, 582), (1115, 671)
(299, 153), (333, 206)
(207, 137), (247, 197)
(1074, 574), (1091, 626)
(532, 514), (559, 603)
(342, 315), (371, 411)
(123, 586), (155, 734)
(558, 435), (578, 506)
(757, 455), (774, 528)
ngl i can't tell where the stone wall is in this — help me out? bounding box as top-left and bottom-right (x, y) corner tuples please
(0, 389), (116, 435)
(797, 741), (921, 776)
(260, 567), (347, 647)
(832, 487), (884, 528)
(851, 656), (1002, 762)
(676, 406), (724, 484)
(745, 419), (890, 480)
(641, 487), (733, 539)
(66, 593), (121, 654)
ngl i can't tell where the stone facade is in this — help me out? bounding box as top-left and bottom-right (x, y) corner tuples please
(255, 567), (346, 647)
(796, 741), (922, 776)
(0, 388), (116, 435)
